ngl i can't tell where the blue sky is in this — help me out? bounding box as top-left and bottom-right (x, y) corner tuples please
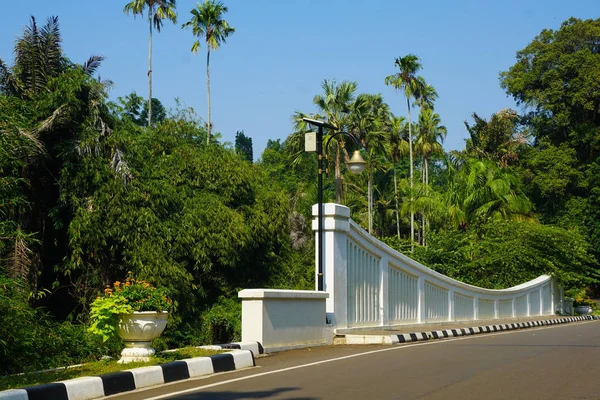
(1, 1), (597, 159)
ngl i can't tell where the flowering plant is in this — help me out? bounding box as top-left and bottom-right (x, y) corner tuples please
(571, 288), (596, 309)
(88, 273), (172, 342)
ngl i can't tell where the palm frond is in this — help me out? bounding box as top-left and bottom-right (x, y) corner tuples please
(82, 55), (105, 76)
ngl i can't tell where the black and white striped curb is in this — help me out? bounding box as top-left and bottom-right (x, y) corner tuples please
(392, 316), (599, 344)
(0, 349), (254, 400)
(198, 341), (264, 355)
(343, 316), (599, 345)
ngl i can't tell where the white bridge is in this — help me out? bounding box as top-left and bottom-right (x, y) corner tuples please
(239, 203), (563, 351)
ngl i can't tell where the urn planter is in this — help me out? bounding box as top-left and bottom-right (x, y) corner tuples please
(117, 311), (168, 363)
(574, 305), (593, 316)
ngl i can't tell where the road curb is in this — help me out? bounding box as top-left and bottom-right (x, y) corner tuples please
(343, 316), (599, 345)
(196, 341), (264, 355)
(0, 349), (256, 400)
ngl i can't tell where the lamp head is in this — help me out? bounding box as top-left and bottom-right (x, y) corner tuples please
(347, 150), (366, 174)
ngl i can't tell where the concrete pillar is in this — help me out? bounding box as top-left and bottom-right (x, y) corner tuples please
(380, 256), (389, 326)
(418, 276), (425, 323)
(312, 203), (350, 329)
(448, 288), (455, 322)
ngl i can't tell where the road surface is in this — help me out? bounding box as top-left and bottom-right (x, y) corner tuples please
(113, 321), (600, 400)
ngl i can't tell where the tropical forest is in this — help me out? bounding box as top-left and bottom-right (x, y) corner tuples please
(1, 0), (599, 376)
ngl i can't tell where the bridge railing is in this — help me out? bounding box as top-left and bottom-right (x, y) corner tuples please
(313, 203), (562, 330)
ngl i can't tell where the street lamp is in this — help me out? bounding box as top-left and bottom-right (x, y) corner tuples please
(303, 117), (366, 291)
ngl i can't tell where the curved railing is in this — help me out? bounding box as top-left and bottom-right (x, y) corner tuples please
(313, 204), (562, 330)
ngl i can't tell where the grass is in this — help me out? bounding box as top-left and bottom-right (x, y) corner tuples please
(0, 347), (222, 391)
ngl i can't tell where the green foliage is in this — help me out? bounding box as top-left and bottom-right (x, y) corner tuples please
(464, 109), (526, 167)
(567, 288), (597, 309)
(412, 221), (598, 289)
(442, 157), (533, 230)
(200, 296), (241, 344)
(88, 274), (172, 342)
(500, 18), (600, 162)
(0, 274), (119, 375)
(88, 295), (133, 342)
(235, 130), (253, 162)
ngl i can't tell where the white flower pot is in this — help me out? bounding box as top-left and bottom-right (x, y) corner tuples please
(117, 311), (168, 363)
(574, 305), (593, 316)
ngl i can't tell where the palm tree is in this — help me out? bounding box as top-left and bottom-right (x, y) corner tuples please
(349, 93), (390, 234)
(416, 108), (446, 187)
(387, 114), (408, 238)
(415, 108), (446, 245)
(0, 16), (63, 98)
(385, 54), (425, 250)
(444, 157), (533, 230)
(415, 77), (438, 111)
(124, 0), (177, 126)
(183, 0), (235, 145)
(312, 80), (357, 202)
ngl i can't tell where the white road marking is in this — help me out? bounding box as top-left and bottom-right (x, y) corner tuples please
(142, 321), (595, 400)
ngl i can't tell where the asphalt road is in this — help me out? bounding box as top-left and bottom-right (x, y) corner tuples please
(112, 321), (600, 400)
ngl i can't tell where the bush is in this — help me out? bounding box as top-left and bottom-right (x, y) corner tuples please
(200, 296), (241, 345)
(0, 274), (119, 375)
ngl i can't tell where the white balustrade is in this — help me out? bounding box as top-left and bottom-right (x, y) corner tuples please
(314, 203), (561, 331)
(454, 292), (474, 321)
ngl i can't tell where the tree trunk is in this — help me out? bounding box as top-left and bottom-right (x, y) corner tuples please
(368, 167), (373, 234)
(147, 8), (153, 126)
(423, 156), (428, 246)
(407, 96), (414, 251)
(206, 47), (211, 145)
(393, 159), (400, 239)
(334, 143), (343, 203)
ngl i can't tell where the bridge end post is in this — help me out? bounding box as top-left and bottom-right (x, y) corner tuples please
(312, 203), (350, 330)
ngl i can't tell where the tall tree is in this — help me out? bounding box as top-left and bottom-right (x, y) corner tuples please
(385, 54), (425, 250)
(311, 80), (357, 203)
(500, 17), (600, 260)
(500, 17), (600, 163)
(415, 77), (438, 111)
(416, 108), (446, 188)
(0, 16), (111, 292)
(124, 0), (177, 126)
(415, 108), (446, 245)
(464, 108), (526, 167)
(349, 93), (390, 234)
(182, 0), (235, 145)
(1, 16), (64, 97)
(387, 114), (409, 238)
(235, 130), (253, 162)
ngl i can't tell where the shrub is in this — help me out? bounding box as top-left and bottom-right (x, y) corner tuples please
(0, 274), (119, 375)
(88, 273), (172, 342)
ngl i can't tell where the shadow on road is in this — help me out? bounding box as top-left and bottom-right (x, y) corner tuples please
(172, 386), (317, 399)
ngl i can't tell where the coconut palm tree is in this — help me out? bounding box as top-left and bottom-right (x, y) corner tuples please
(415, 108), (446, 245)
(124, 0), (177, 126)
(385, 54), (425, 250)
(182, 0), (235, 145)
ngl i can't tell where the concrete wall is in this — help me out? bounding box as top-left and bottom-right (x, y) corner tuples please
(238, 289), (329, 352)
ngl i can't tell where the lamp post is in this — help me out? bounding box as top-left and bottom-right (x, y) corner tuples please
(303, 117), (366, 291)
